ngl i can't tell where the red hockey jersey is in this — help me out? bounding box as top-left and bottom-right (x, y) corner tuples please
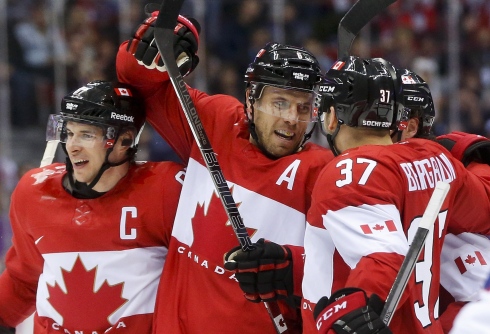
(0, 161), (185, 333)
(302, 138), (490, 334)
(117, 43), (334, 333)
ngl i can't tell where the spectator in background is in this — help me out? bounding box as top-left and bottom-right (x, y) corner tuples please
(9, 2), (61, 128)
(412, 56), (444, 132)
(64, 0), (121, 90)
(0, 157), (18, 273)
(304, 37), (334, 71)
(211, 0), (269, 75)
(459, 69), (485, 134)
(207, 61), (242, 99)
(147, 127), (183, 164)
(9, 0), (490, 180)
(281, 0), (312, 46)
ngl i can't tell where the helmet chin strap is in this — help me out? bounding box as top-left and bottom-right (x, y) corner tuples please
(317, 113), (342, 156)
(325, 120), (343, 157)
(299, 122), (316, 149)
(391, 128), (403, 142)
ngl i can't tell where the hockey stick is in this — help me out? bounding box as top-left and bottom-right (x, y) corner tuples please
(337, 0), (396, 58)
(380, 181), (450, 325)
(153, 1), (289, 332)
(40, 140), (59, 167)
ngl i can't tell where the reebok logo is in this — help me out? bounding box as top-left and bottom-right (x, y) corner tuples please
(111, 112), (134, 123)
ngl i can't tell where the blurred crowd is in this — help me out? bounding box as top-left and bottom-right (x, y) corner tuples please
(2, 0), (490, 263)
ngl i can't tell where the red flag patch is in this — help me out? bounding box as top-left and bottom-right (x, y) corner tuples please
(360, 220), (397, 234)
(401, 75), (417, 84)
(332, 61), (345, 70)
(455, 251), (488, 274)
(114, 88), (132, 96)
(256, 49), (266, 58)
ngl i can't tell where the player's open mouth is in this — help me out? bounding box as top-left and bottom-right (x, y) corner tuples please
(275, 129), (294, 140)
(73, 159), (89, 167)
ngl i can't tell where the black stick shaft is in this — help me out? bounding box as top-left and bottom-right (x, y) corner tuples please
(337, 0), (396, 58)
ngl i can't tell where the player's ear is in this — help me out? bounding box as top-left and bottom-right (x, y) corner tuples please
(324, 106), (338, 132)
(118, 130), (134, 151)
(245, 89), (253, 118)
(404, 118), (419, 139)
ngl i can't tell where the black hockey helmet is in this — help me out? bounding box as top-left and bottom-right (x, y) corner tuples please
(395, 68), (435, 137)
(47, 80), (145, 150)
(46, 80), (146, 192)
(318, 56), (396, 130)
(245, 42), (322, 99)
(243, 43), (323, 156)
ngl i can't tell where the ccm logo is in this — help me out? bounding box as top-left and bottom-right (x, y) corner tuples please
(319, 86), (335, 93)
(407, 96), (424, 102)
(316, 301), (347, 330)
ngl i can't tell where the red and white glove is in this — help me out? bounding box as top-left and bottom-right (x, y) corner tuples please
(126, 4), (200, 76)
(313, 288), (392, 334)
(436, 131), (490, 167)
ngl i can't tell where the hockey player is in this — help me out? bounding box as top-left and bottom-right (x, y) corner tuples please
(392, 65), (490, 333)
(435, 131), (490, 334)
(302, 56), (490, 334)
(116, 9), (334, 334)
(0, 81), (185, 333)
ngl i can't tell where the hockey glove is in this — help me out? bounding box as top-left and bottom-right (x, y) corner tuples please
(313, 288), (392, 334)
(224, 238), (295, 305)
(436, 131), (490, 167)
(126, 3), (200, 76)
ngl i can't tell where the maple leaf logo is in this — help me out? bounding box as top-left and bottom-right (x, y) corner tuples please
(191, 186), (257, 263)
(465, 254), (477, 265)
(47, 256), (128, 330)
(373, 224), (384, 231)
